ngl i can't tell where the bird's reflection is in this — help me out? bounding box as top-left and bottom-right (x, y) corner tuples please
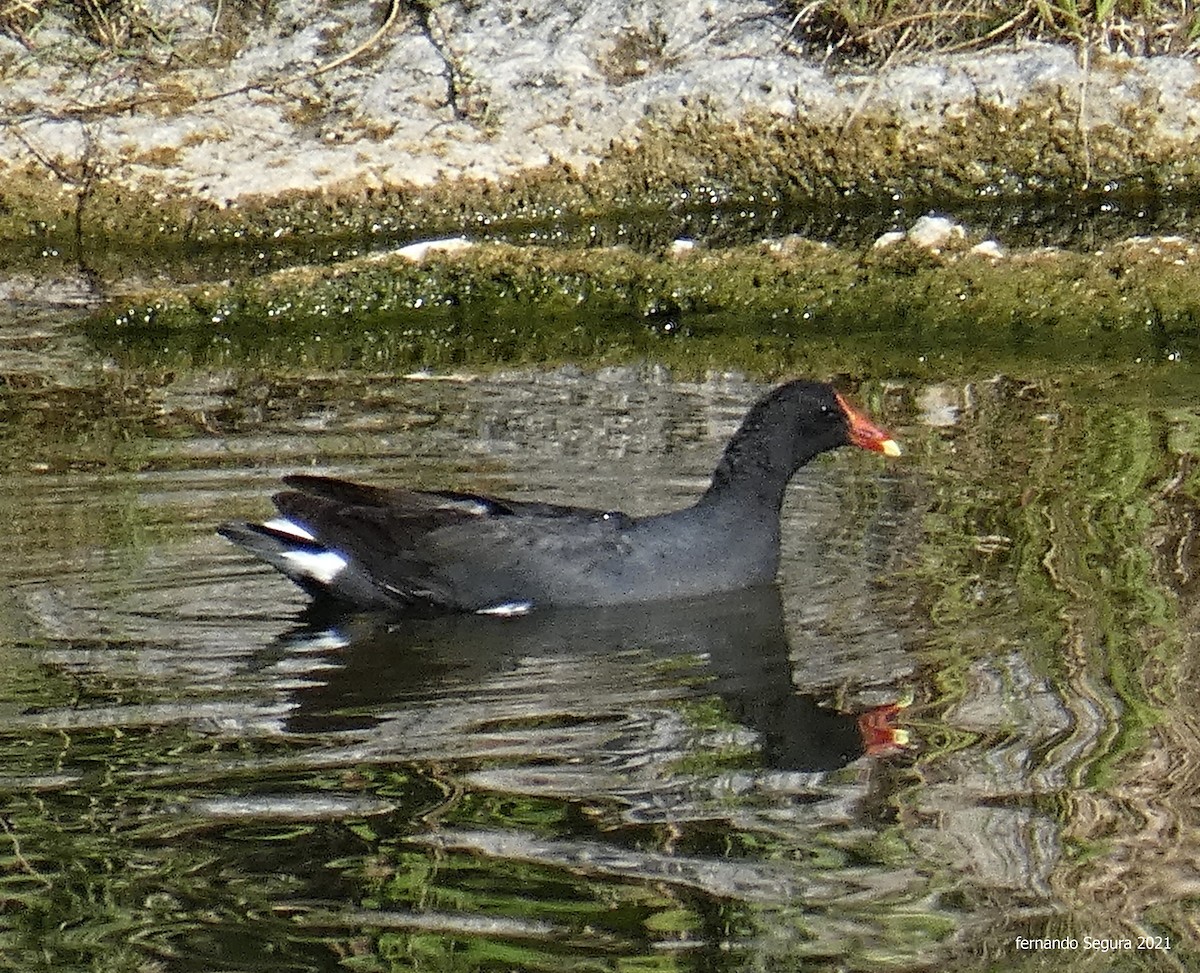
(276, 586), (907, 773)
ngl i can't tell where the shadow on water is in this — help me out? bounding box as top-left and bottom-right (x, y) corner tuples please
(281, 588), (906, 773)
(2, 588), (921, 972)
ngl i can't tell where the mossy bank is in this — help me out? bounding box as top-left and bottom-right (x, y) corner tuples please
(7, 0), (1200, 377)
(88, 233), (1200, 380)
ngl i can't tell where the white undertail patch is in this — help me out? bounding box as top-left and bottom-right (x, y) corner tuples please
(290, 630), (351, 652)
(263, 517), (316, 541)
(475, 600), (533, 617)
(281, 549), (348, 585)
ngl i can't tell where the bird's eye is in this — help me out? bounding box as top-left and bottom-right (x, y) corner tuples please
(820, 404), (830, 414)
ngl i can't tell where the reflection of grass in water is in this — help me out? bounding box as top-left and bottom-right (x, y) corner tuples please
(8, 350), (1200, 966)
(906, 375), (1200, 966)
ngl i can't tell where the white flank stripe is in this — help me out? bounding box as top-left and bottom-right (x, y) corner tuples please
(263, 517), (316, 541)
(475, 600), (533, 617)
(281, 549), (348, 584)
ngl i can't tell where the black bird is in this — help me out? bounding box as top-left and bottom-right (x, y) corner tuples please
(219, 379), (901, 614)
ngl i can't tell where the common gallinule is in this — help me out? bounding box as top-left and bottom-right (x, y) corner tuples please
(219, 379), (900, 614)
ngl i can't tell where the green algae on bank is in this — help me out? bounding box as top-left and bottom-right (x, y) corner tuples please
(87, 235), (1200, 377)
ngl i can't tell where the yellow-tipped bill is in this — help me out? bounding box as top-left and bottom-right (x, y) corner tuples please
(834, 391), (902, 458)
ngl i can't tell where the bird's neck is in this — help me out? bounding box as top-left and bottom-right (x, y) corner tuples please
(699, 450), (795, 514)
(695, 391), (842, 516)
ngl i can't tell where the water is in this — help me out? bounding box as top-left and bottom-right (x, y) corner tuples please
(1, 299), (1198, 972)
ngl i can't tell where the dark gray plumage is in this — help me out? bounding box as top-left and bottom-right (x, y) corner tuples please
(218, 379), (900, 614)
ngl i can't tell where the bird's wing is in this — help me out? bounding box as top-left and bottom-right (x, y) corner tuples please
(267, 476), (633, 610)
